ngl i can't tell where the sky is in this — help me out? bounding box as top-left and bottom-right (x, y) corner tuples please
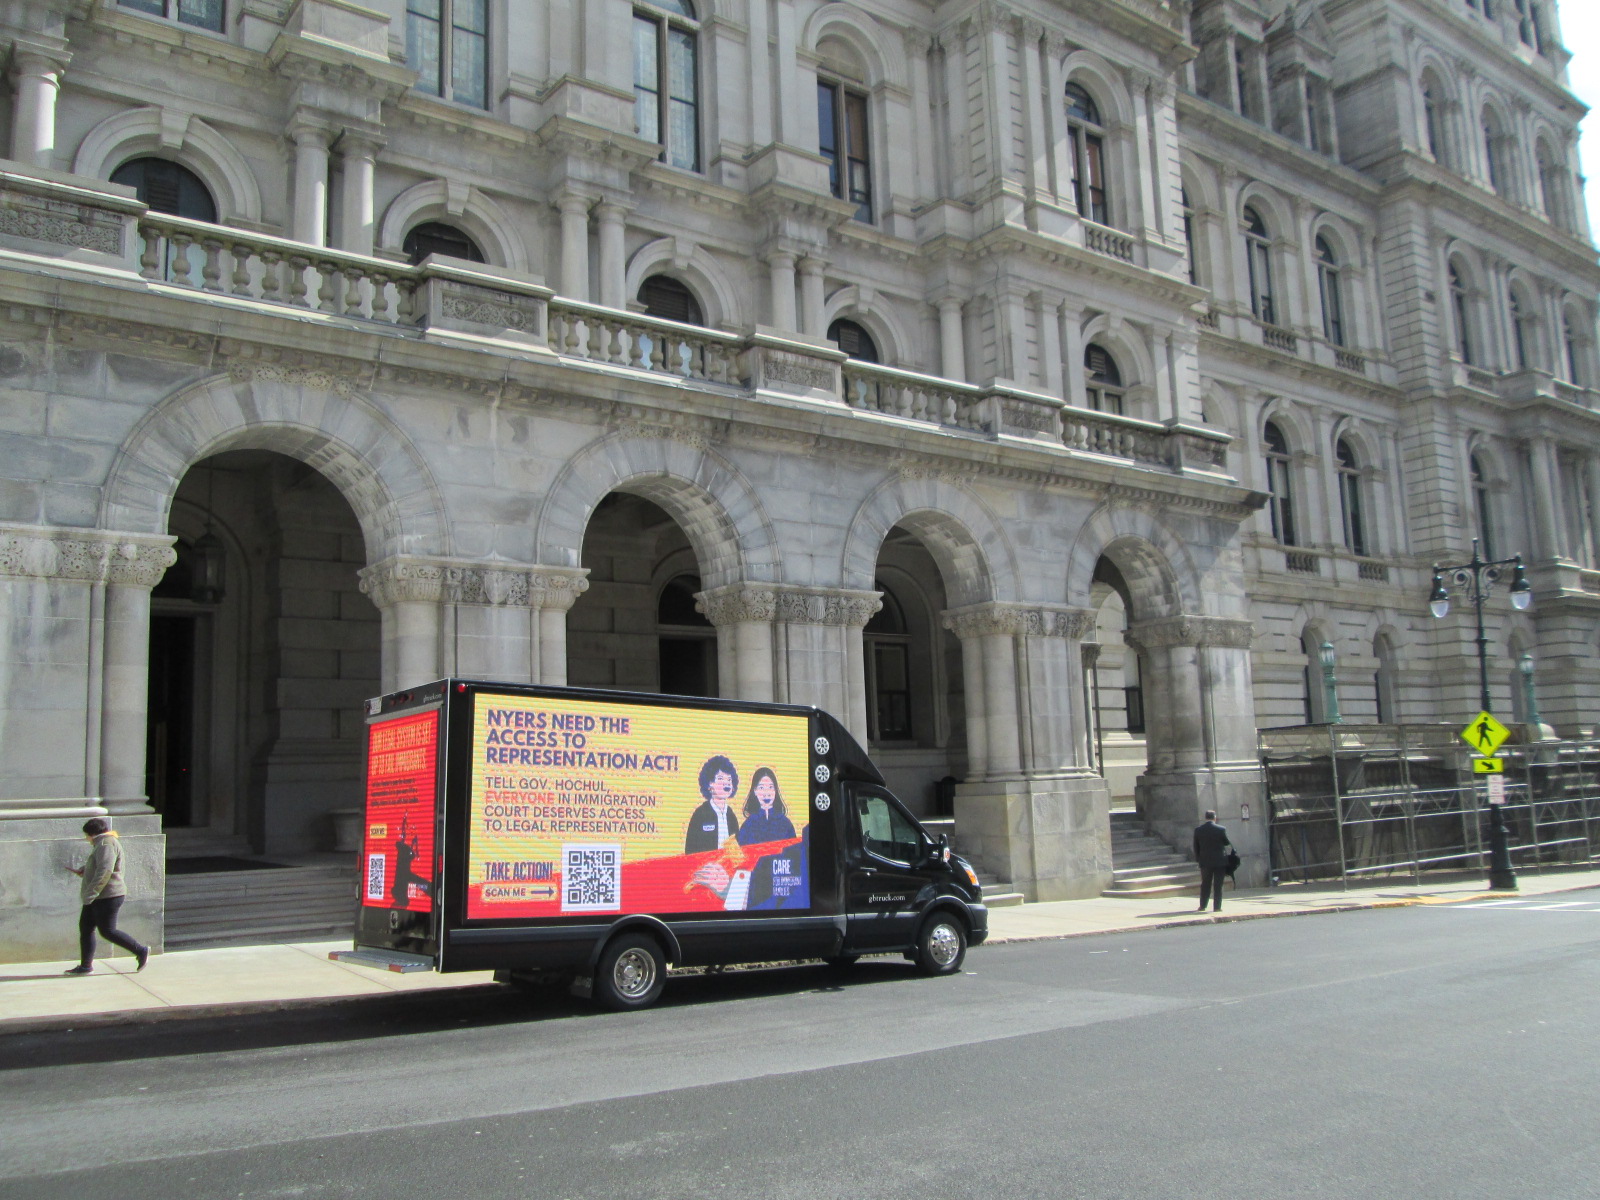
(1565, 4), (1600, 236)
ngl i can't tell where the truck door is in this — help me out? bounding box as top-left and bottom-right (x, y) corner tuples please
(845, 784), (932, 950)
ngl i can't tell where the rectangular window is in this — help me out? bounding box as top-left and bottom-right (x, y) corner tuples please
(119, 0), (224, 32)
(869, 641), (912, 741)
(818, 81), (873, 222)
(408, 0), (488, 109)
(635, 11), (700, 171)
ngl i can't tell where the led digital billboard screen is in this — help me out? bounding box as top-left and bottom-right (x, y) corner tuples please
(362, 708), (440, 913)
(466, 693), (811, 920)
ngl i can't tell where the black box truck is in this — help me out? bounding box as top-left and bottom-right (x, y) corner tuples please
(333, 679), (988, 1009)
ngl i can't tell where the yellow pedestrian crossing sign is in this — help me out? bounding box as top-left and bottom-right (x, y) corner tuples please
(1461, 711), (1510, 757)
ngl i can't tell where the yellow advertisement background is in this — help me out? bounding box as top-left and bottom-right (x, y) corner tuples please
(468, 693), (810, 887)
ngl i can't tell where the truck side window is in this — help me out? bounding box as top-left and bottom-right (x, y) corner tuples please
(855, 791), (923, 864)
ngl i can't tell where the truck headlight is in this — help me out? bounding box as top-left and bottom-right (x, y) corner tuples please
(961, 863), (979, 888)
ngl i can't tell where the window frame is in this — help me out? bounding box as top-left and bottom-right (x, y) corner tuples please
(1244, 206), (1277, 326)
(818, 78), (873, 223)
(1064, 82), (1110, 227)
(1509, 289), (1533, 371)
(863, 582), (913, 743)
(1449, 261), (1476, 366)
(1263, 421), (1297, 546)
(118, 0), (224, 34)
(1084, 344), (1126, 415)
(1335, 438), (1368, 557)
(406, 0), (490, 110)
(1471, 452), (1496, 560)
(634, 0), (702, 173)
(1316, 236), (1346, 347)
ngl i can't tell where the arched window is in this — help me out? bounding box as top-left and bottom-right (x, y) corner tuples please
(1084, 344), (1125, 415)
(1563, 311), (1582, 385)
(1316, 236), (1345, 347)
(1065, 83), (1109, 226)
(1243, 206), (1276, 325)
(403, 221), (485, 265)
(1373, 634), (1398, 724)
(864, 581), (912, 741)
(1301, 627), (1330, 724)
(1263, 421), (1297, 546)
(818, 80), (872, 223)
(406, 0), (488, 108)
(828, 319), (879, 363)
(1180, 187), (1200, 285)
(638, 274), (703, 324)
(1422, 81), (1443, 161)
(1449, 261), (1476, 365)
(1482, 107), (1507, 196)
(111, 157), (217, 222)
(1471, 452), (1496, 560)
(1336, 438), (1367, 556)
(1509, 289), (1534, 371)
(119, 0), (223, 33)
(634, 0), (700, 171)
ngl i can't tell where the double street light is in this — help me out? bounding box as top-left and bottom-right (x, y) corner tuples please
(1427, 538), (1532, 891)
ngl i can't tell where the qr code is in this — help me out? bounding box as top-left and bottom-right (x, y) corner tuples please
(562, 844), (621, 913)
(365, 853), (386, 902)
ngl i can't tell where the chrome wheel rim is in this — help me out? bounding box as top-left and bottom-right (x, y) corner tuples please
(928, 923), (961, 967)
(613, 948), (657, 998)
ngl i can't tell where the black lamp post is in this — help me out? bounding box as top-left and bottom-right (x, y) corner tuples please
(1427, 538), (1531, 891)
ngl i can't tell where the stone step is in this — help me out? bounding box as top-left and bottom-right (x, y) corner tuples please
(1112, 864), (1200, 882)
(165, 863), (359, 948)
(1100, 881), (1200, 898)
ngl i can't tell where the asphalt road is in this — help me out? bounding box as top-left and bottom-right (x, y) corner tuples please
(6, 896), (1600, 1200)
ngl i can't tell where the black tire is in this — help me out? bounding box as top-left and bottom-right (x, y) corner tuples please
(913, 911), (967, 975)
(593, 933), (666, 1011)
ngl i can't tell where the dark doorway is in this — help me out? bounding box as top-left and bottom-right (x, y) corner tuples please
(146, 614), (198, 826)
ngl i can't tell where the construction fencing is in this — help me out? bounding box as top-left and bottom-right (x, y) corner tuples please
(1261, 725), (1600, 886)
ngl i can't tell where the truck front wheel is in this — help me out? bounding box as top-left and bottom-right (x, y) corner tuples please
(594, 933), (666, 1010)
(914, 912), (967, 975)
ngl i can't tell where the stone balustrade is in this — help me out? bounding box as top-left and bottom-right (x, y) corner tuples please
(1083, 220), (1136, 263)
(547, 297), (742, 385)
(841, 360), (989, 433)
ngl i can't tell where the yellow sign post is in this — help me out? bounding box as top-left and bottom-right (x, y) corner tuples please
(1460, 711), (1510, 757)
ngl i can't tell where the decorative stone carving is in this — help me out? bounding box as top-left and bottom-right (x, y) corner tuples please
(942, 602), (1095, 640)
(0, 194), (123, 255)
(696, 584), (778, 625)
(1125, 615), (1255, 651)
(615, 419), (715, 454)
(0, 525), (175, 588)
(764, 357), (835, 391)
(771, 586), (882, 628)
(360, 556), (590, 610)
(227, 361), (358, 398)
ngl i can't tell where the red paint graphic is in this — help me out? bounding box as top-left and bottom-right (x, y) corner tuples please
(362, 710), (439, 912)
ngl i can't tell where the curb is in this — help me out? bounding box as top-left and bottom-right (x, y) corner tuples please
(983, 898), (1422, 946)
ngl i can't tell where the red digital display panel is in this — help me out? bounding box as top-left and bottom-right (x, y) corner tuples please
(362, 709), (440, 913)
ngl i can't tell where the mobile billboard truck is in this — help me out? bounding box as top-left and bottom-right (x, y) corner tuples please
(334, 680), (987, 1009)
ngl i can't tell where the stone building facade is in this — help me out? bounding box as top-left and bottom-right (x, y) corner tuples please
(0, 0), (1594, 959)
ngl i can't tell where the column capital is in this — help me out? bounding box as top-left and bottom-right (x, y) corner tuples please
(335, 127), (386, 158)
(1125, 614), (1255, 651)
(0, 525), (175, 588)
(362, 556), (590, 610)
(287, 115), (334, 148)
(555, 190), (597, 216)
(771, 585), (881, 628)
(10, 47), (71, 78)
(696, 583), (777, 625)
(942, 601), (1095, 640)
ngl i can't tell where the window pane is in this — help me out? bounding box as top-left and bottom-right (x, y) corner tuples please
(120, 0), (165, 14)
(634, 18), (660, 140)
(667, 28), (696, 102)
(667, 29), (698, 169)
(668, 98), (698, 170)
(455, 0), (487, 34)
(408, 5), (443, 96)
(452, 27), (487, 107)
(177, 0), (223, 30)
(818, 84), (839, 195)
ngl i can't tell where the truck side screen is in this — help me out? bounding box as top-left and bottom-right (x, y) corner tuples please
(362, 709), (441, 912)
(466, 693), (812, 919)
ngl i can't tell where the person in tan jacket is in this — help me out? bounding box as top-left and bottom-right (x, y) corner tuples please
(63, 817), (149, 975)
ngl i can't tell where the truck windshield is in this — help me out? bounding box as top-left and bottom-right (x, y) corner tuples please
(855, 790), (924, 864)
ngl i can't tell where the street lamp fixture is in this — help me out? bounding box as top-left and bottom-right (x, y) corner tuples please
(1427, 538), (1531, 891)
(1318, 640), (1341, 724)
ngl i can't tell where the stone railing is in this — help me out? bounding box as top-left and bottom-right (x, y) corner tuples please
(136, 211), (422, 325)
(1334, 349), (1366, 374)
(547, 298), (742, 386)
(840, 361), (989, 434)
(1083, 220), (1135, 263)
(1357, 560), (1390, 582)
(1284, 550), (1320, 574)
(1260, 324), (1299, 354)
(1061, 407), (1171, 467)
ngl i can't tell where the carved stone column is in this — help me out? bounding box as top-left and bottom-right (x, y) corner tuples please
(1126, 614), (1265, 883)
(0, 525), (174, 964)
(937, 296), (967, 382)
(696, 584), (778, 703)
(798, 258), (827, 338)
(941, 602), (1111, 901)
(557, 192), (591, 301)
(766, 250), (798, 332)
(595, 201), (629, 309)
(337, 130), (383, 257)
(289, 118), (332, 247)
(358, 556), (445, 693)
(10, 49), (68, 169)
(766, 586), (881, 742)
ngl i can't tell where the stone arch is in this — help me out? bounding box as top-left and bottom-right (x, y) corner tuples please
(74, 106), (262, 224)
(822, 285), (910, 365)
(1058, 50), (1135, 128)
(1178, 157), (1221, 216)
(1259, 396), (1314, 452)
(100, 372), (449, 562)
(625, 238), (741, 330)
(535, 431), (780, 590)
(377, 179), (529, 272)
(1310, 212), (1363, 269)
(1063, 507), (1199, 624)
(802, 4), (903, 88)
(1236, 181), (1291, 240)
(840, 476), (1017, 608)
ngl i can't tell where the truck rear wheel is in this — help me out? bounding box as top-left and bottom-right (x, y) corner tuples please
(914, 911), (967, 975)
(594, 933), (666, 1010)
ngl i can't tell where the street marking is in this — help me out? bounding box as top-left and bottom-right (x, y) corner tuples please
(1448, 900), (1600, 912)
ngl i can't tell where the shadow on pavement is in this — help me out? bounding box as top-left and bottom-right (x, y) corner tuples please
(0, 958), (928, 1071)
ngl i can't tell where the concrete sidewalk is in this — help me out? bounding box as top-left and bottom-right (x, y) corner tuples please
(5, 866), (1598, 1033)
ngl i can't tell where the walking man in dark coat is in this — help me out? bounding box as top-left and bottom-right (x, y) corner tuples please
(1193, 810), (1233, 913)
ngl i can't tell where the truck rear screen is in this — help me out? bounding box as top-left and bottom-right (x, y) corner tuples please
(467, 692), (811, 919)
(361, 708), (440, 913)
